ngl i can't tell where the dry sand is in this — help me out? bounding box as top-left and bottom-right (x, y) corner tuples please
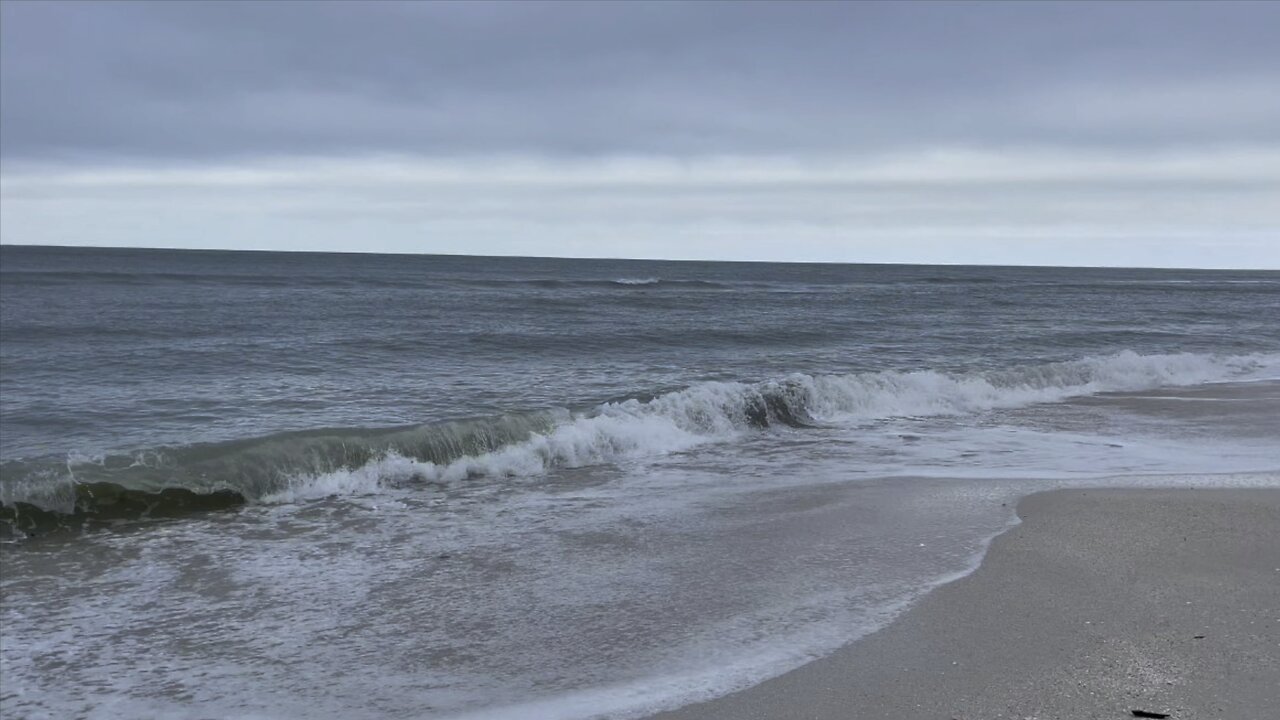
(652, 488), (1280, 720)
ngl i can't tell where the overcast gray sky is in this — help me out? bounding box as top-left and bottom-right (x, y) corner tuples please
(2, 0), (1277, 267)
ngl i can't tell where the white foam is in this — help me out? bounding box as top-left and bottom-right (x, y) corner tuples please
(261, 411), (712, 503)
(802, 350), (1279, 421)
(260, 351), (1280, 504)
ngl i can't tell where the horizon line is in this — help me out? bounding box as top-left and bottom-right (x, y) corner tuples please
(1, 241), (1276, 273)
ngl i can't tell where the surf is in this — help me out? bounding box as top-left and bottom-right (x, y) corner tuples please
(3, 350), (1274, 536)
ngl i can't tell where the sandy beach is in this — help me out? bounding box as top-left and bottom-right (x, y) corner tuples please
(653, 488), (1280, 720)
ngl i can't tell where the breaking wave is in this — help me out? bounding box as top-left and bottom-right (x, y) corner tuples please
(3, 351), (1276, 535)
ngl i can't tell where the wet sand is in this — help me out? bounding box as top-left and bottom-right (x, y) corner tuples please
(653, 488), (1280, 720)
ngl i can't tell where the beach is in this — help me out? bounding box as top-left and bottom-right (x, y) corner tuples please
(653, 488), (1280, 720)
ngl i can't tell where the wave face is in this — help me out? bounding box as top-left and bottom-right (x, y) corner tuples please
(3, 351), (1273, 535)
(0, 413), (562, 534)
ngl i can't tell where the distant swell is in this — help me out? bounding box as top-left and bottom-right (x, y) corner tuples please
(3, 351), (1275, 535)
(482, 277), (724, 289)
(0, 270), (721, 291)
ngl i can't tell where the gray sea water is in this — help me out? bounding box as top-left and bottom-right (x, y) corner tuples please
(2, 244), (1278, 719)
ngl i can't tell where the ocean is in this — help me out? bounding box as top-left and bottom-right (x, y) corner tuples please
(2, 244), (1278, 720)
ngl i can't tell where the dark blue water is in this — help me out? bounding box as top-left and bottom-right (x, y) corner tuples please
(2, 245), (1278, 719)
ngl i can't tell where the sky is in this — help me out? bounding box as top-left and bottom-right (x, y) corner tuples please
(1, 0), (1277, 268)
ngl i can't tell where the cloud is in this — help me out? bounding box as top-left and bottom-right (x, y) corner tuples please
(4, 148), (1276, 268)
(7, 147), (1280, 190)
(3, 1), (1278, 162)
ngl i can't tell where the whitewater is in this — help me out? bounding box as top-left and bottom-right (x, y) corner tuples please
(2, 246), (1278, 720)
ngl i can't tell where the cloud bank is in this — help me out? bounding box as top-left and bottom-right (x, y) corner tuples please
(2, 1), (1277, 267)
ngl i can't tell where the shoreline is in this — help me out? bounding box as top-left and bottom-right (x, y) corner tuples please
(651, 488), (1280, 720)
